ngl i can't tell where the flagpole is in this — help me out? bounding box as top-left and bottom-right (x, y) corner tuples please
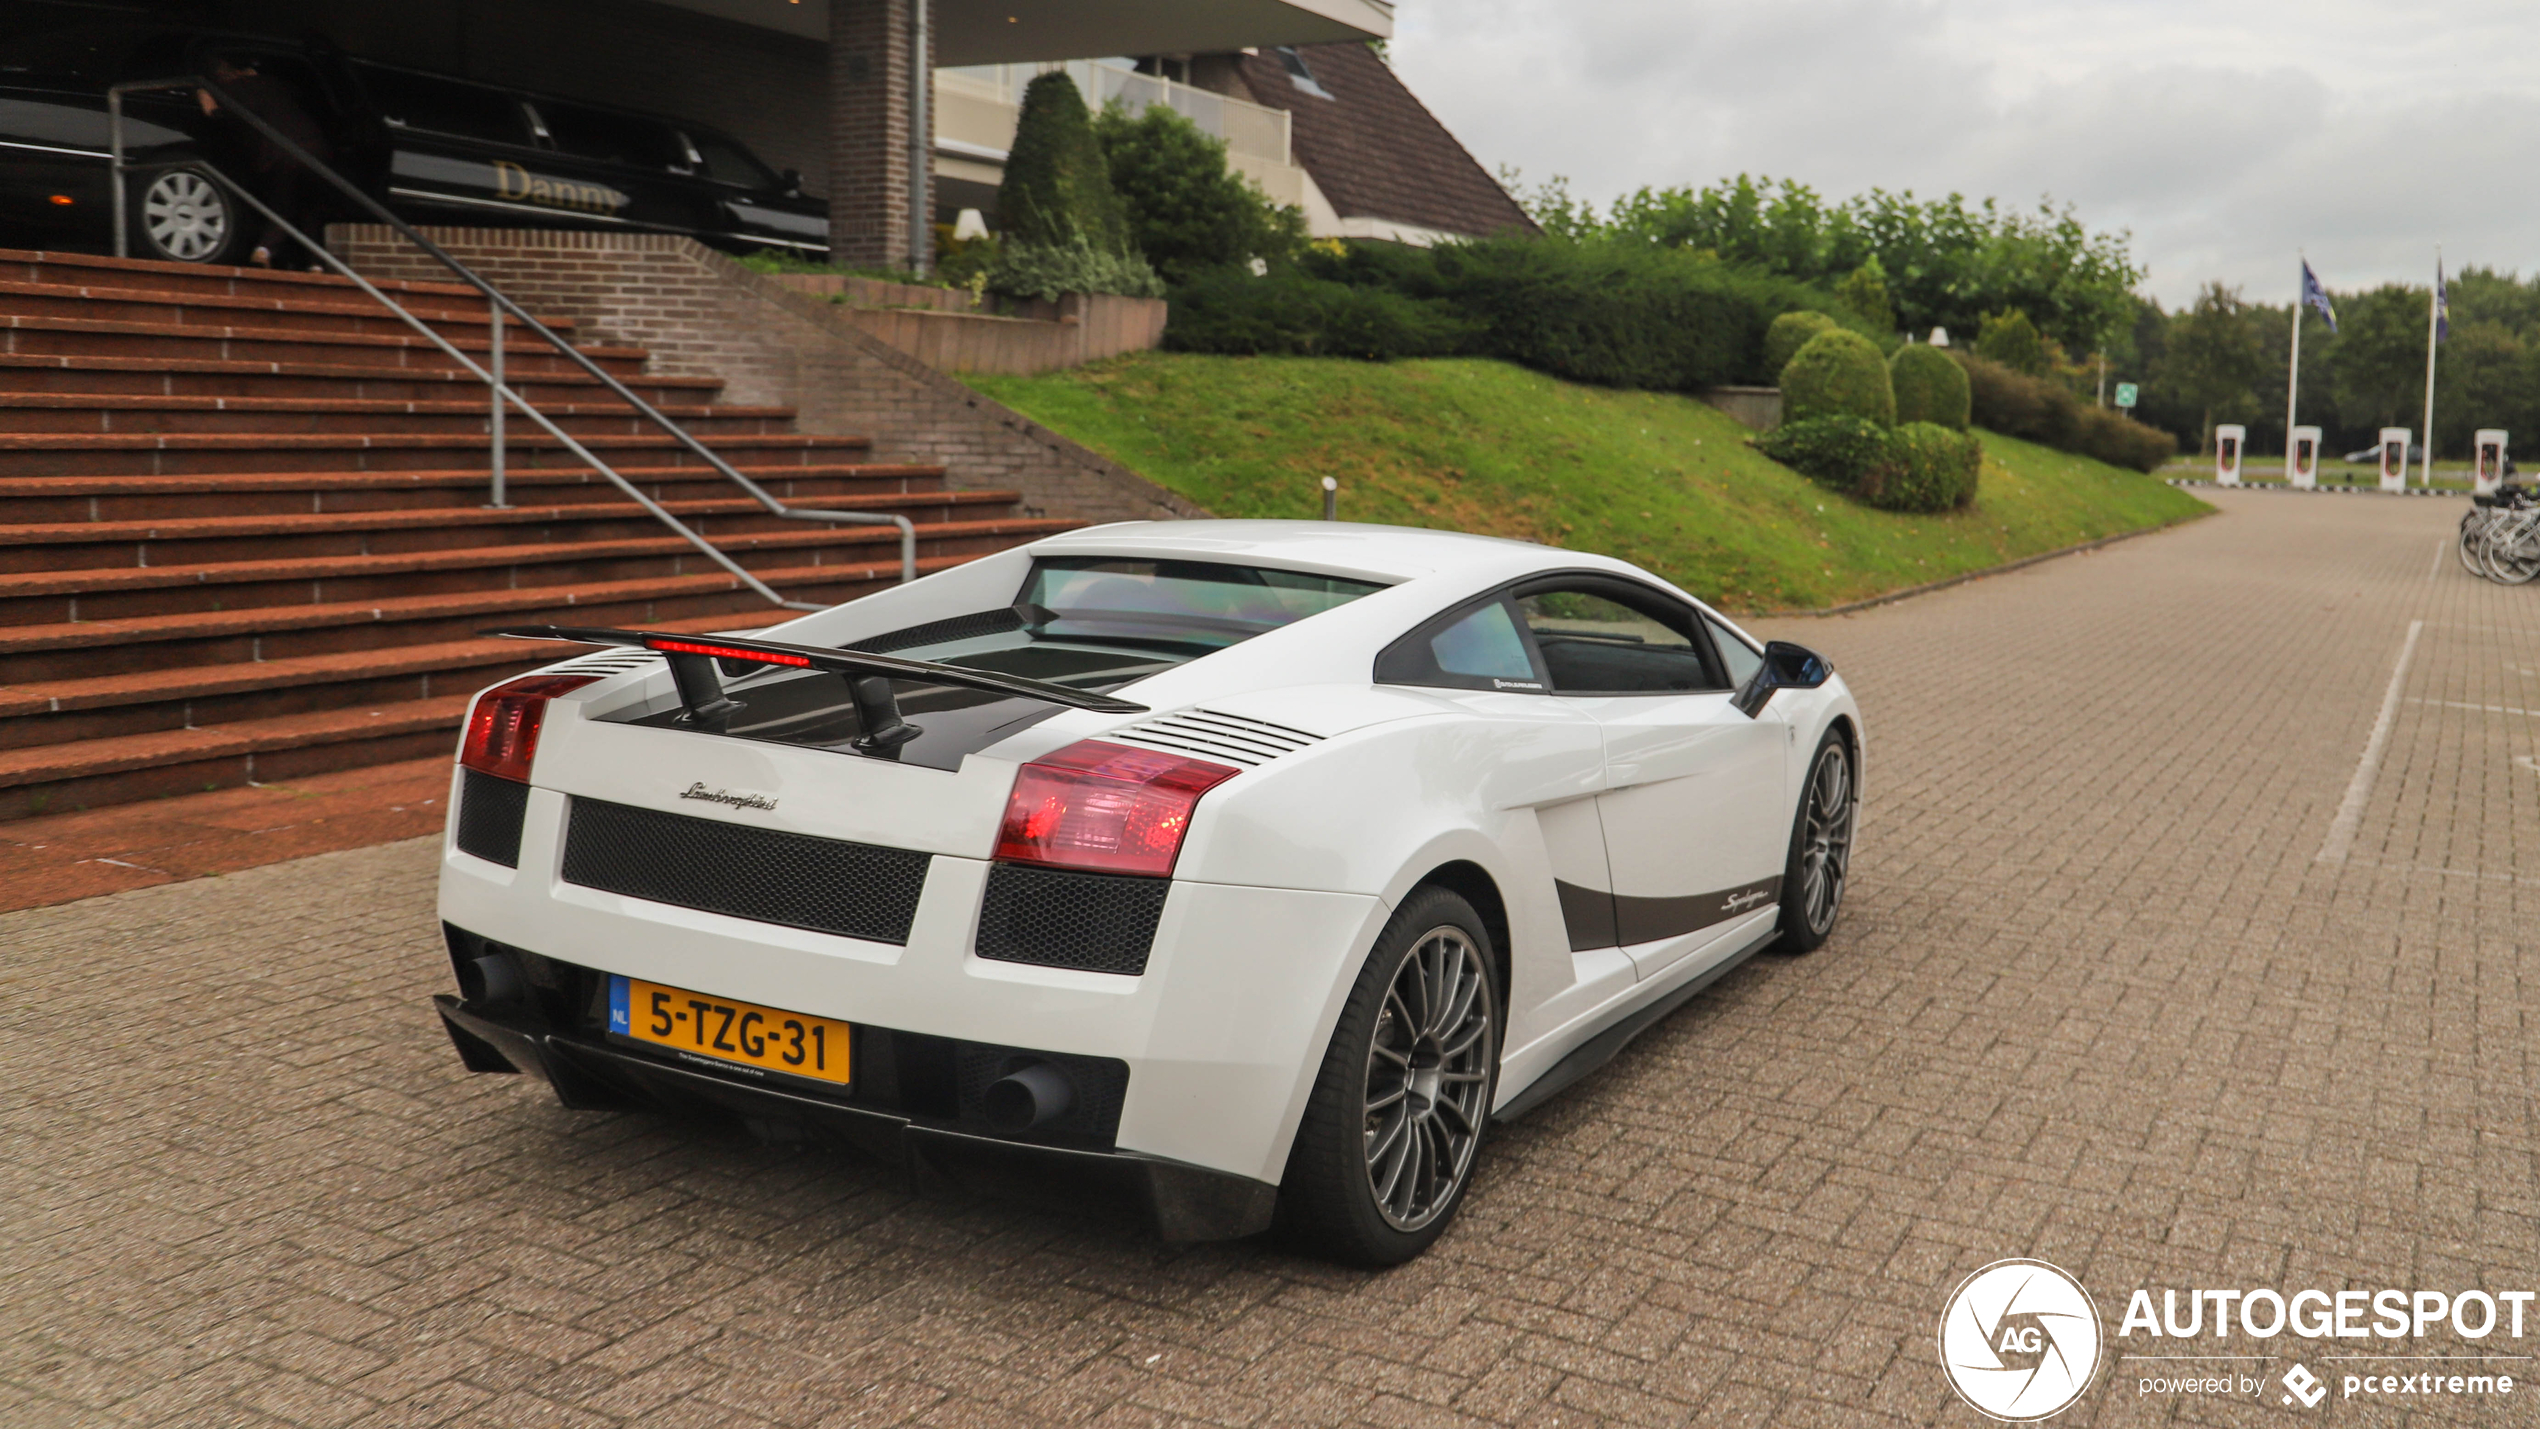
(2420, 244), (2441, 488)
(2286, 256), (2303, 482)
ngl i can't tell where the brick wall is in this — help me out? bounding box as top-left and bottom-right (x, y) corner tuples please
(827, 0), (930, 269)
(326, 225), (1206, 525)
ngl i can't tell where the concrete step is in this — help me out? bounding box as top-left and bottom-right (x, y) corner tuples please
(0, 277), (560, 339)
(0, 486), (1002, 572)
(0, 429), (875, 477)
(0, 523), (1077, 681)
(0, 506), (1039, 623)
(0, 351), (724, 406)
(0, 461), (930, 523)
(0, 391), (799, 439)
(0, 246), (484, 305)
(0, 312), (650, 378)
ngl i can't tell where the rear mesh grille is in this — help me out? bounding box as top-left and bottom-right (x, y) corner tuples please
(975, 864), (1168, 975)
(561, 797), (931, 944)
(455, 769), (531, 867)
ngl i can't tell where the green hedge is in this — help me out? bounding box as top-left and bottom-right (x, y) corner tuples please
(1755, 415), (1981, 513)
(1163, 236), (1865, 388)
(1954, 352), (2174, 472)
(1780, 329), (1895, 426)
(1764, 311), (1842, 380)
(1890, 343), (1970, 429)
(1164, 268), (1474, 359)
(988, 240), (1163, 302)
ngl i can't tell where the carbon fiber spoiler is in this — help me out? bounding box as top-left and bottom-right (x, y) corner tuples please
(486, 624), (1146, 753)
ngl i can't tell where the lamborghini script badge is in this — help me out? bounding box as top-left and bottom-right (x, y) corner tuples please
(679, 781), (778, 812)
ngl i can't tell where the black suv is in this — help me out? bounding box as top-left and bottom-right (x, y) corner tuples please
(1, 25), (828, 264)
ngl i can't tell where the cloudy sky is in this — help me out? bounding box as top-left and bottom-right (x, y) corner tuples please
(1393, 0), (2539, 307)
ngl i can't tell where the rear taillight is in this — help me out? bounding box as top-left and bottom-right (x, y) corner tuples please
(459, 674), (600, 783)
(994, 740), (1240, 877)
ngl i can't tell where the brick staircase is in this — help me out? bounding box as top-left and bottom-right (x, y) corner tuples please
(0, 247), (1079, 821)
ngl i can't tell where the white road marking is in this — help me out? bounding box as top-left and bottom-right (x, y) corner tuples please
(2431, 533), (2450, 579)
(2317, 619), (2423, 866)
(2407, 698), (2538, 717)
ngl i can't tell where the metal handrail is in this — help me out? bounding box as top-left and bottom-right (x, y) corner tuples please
(108, 76), (919, 608)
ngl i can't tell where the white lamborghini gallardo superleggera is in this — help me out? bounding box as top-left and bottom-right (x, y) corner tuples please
(432, 521), (1862, 1264)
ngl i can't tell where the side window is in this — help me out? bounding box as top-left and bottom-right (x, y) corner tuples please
(1705, 616), (1764, 688)
(687, 130), (776, 188)
(355, 64), (532, 147)
(1516, 585), (1724, 694)
(1375, 599), (1546, 693)
(538, 102), (686, 170)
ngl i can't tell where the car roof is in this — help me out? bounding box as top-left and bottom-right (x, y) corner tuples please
(1025, 520), (1597, 585)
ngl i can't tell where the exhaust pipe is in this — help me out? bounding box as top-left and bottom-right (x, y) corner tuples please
(459, 952), (524, 1006)
(983, 1060), (1075, 1132)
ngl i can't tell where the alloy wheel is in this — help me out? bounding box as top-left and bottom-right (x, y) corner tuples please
(143, 171), (231, 262)
(1361, 926), (1493, 1232)
(1797, 743), (1856, 937)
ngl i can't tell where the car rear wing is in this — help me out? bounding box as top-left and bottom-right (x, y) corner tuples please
(487, 624), (1146, 753)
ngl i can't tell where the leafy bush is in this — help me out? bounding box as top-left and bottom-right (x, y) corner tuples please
(998, 73), (1131, 254)
(1094, 101), (1305, 283)
(1780, 329), (1895, 425)
(987, 240), (1164, 302)
(1875, 422), (1982, 511)
(1890, 342), (1970, 429)
(1973, 308), (2050, 375)
(1835, 258), (1896, 334)
(1951, 351), (2174, 472)
(2073, 406), (2177, 473)
(1165, 268), (1475, 359)
(1753, 415), (1895, 495)
(1763, 311), (1841, 380)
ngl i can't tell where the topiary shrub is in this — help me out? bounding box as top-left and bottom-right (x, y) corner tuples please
(1890, 342), (1971, 430)
(1955, 352), (2080, 448)
(1164, 268), (1475, 359)
(1973, 308), (2050, 375)
(1754, 414), (1896, 496)
(1871, 422), (1983, 511)
(998, 73), (1132, 254)
(2073, 406), (2177, 473)
(1763, 311), (1841, 381)
(986, 239), (1163, 301)
(1780, 329), (1896, 426)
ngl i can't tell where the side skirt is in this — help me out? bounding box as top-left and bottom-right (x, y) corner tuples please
(1489, 923), (1781, 1124)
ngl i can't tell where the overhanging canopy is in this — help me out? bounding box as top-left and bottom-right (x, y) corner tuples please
(652, 0), (1392, 65)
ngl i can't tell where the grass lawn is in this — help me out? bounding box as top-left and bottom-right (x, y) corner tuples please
(968, 353), (2211, 613)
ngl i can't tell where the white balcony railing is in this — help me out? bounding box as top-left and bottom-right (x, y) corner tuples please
(936, 60), (1291, 168)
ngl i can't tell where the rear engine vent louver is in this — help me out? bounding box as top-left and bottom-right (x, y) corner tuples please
(1107, 709), (1324, 767)
(561, 797), (931, 944)
(976, 864), (1170, 975)
(455, 769), (531, 867)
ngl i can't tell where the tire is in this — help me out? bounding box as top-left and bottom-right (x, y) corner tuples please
(2484, 522), (2540, 585)
(1774, 730), (1857, 954)
(2459, 512), (2492, 576)
(129, 167), (247, 264)
(1277, 886), (1500, 1266)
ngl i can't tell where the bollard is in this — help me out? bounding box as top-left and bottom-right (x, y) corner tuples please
(1321, 476), (1337, 521)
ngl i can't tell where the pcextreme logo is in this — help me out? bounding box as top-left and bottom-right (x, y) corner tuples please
(1938, 1260), (2104, 1421)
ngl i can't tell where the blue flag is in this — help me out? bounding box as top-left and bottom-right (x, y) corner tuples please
(2435, 259), (2449, 342)
(2301, 260), (2338, 333)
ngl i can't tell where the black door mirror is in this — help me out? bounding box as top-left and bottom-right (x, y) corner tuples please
(1730, 640), (1832, 717)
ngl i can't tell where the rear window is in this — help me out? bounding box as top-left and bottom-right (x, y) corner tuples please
(356, 64), (530, 146)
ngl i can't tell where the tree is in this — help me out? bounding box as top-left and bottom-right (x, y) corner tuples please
(997, 72), (1131, 254)
(2161, 283), (2269, 455)
(1835, 258), (1895, 335)
(1094, 101), (1304, 283)
(2327, 285), (2429, 437)
(1973, 309), (2049, 376)
(2431, 322), (2529, 454)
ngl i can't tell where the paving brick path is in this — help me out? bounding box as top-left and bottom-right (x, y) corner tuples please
(4, 489), (2534, 1428)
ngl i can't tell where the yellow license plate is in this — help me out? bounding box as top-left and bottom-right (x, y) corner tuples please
(609, 975), (851, 1086)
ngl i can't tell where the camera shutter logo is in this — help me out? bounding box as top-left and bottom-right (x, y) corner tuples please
(1938, 1260), (2103, 1421)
